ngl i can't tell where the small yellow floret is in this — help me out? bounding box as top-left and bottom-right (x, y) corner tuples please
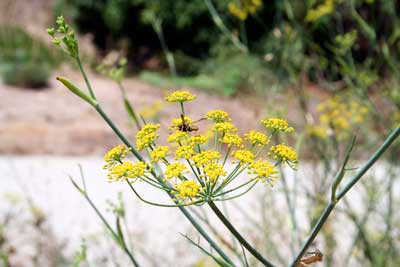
(269, 144), (298, 164)
(189, 135), (208, 145)
(136, 124), (160, 150)
(175, 180), (200, 199)
(203, 163), (226, 181)
(103, 145), (129, 169)
(244, 130), (269, 146)
(205, 110), (231, 123)
(262, 118), (294, 132)
(168, 131), (189, 143)
(165, 162), (188, 179)
(165, 90), (196, 102)
(232, 149), (255, 164)
(175, 145), (195, 159)
(192, 150), (221, 167)
(220, 133), (242, 147)
(107, 161), (147, 182)
(248, 159), (279, 185)
(214, 122), (238, 133)
(150, 146), (169, 162)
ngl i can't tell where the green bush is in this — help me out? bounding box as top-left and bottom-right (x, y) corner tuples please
(0, 26), (59, 88)
(56, 0), (400, 93)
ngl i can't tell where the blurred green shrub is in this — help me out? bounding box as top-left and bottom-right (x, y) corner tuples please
(56, 0), (400, 93)
(0, 26), (59, 88)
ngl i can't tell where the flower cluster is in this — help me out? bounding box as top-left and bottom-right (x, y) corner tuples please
(269, 144), (298, 167)
(315, 96), (369, 140)
(150, 146), (169, 162)
(103, 145), (130, 169)
(228, 0), (263, 21)
(136, 124), (160, 150)
(262, 118), (294, 133)
(165, 91), (196, 103)
(244, 130), (269, 146)
(206, 110), (231, 123)
(103, 146), (149, 183)
(104, 90), (298, 205)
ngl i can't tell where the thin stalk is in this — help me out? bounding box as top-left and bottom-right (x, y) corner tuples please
(214, 180), (253, 198)
(208, 201), (276, 267)
(279, 166), (297, 258)
(126, 181), (202, 207)
(118, 83), (142, 131)
(76, 56), (96, 99)
(203, 0), (248, 53)
(337, 126), (400, 200)
(215, 182), (257, 201)
(153, 20), (177, 77)
(71, 178), (140, 267)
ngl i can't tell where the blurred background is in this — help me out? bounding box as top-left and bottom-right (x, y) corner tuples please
(0, 0), (399, 266)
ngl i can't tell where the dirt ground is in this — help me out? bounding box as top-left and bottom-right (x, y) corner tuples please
(1, 65), (296, 155)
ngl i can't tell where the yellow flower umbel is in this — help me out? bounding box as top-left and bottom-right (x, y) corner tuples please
(136, 124), (160, 150)
(192, 150), (221, 167)
(262, 118), (294, 133)
(220, 133), (243, 147)
(213, 122), (238, 133)
(248, 159), (279, 185)
(316, 96), (369, 139)
(232, 149), (255, 164)
(150, 146), (169, 162)
(244, 130), (269, 146)
(175, 145), (196, 160)
(103, 145), (130, 169)
(168, 131), (189, 144)
(202, 163), (226, 181)
(107, 161), (147, 182)
(205, 110), (231, 123)
(165, 90), (196, 103)
(165, 162), (188, 180)
(189, 135), (208, 145)
(175, 180), (200, 200)
(269, 144), (298, 167)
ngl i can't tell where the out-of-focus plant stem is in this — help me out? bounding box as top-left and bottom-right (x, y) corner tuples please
(208, 201), (277, 267)
(118, 83), (142, 131)
(203, 0), (248, 53)
(291, 126), (400, 266)
(70, 177), (140, 267)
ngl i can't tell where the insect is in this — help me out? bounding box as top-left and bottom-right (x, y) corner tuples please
(177, 114), (205, 132)
(297, 249), (323, 267)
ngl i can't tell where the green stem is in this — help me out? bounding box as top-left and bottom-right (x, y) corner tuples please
(208, 201), (276, 267)
(336, 126), (400, 200)
(76, 56), (96, 99)
(119, 83), (142, 131)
